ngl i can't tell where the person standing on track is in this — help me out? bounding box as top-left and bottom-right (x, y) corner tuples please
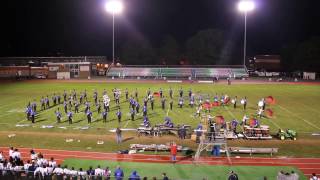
(170, 142), (177, 162)
(115, 128), (122, 144)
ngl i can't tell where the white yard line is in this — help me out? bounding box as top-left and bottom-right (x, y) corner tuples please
(278, 105), (320, 130)
(123, 120), (130, 128)
(223, 106), (236, 119)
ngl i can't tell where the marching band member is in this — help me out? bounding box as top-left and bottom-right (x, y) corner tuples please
(241, 97), (247, 110)
(55, 108), (62, 123)
(102, 110), (108, 123)
(232, 96), (237, 109)
(67, 111), (73, 124)
(86, 109), (92, 124)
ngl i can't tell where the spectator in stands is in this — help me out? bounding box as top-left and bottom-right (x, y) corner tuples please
(0, 151), (4, 162)
(152, 177), (157, 180)
(228, 171), (238, 180)
(310, 173), (320, 180)
(9, 147), (14, 158)
(64, 165), (71, 179)
(49, 157), (57, 168)
(114, 165), (124, 180)
(162, 173), (169, 180)
(78, 168), (87, 180)
(87, 166), (95, 179)
(129, 170), (141, 180)
(12, 148), (21, 162)
(30, 149), (38, 161)
(24, 160), (32, 174)
(95, 165), (104, 180)
(34, 164), (48, 179)
(104, 166), (111, 180)
(0, 160), (4, 177)
(27, 162), (37, 179)
(70, 167), (78, 180)
(53, 164), (64, 180)
(291, 171), (299, 180)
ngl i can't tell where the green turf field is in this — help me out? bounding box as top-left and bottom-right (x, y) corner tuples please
(63, 158), (306, 180)
(1, 81), (320, 156)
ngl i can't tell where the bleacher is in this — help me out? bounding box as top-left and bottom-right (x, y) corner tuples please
(107, 66), (248, 79)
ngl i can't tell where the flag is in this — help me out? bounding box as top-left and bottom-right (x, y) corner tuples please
(215, 116), (225, 124)
(211, 102), (220, 107)
(202, 102), (212, 109)
(153, 92), (160, 97)
(224, 97), (230, 104)
(266, 108), (274, 117)
(265, 96), (276, 105)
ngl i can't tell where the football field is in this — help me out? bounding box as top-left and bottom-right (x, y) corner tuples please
(0, 80), (320, 157)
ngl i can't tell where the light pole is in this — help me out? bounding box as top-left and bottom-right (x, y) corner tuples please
(105, 0), (123, 65)
(238, 0), (255, 67)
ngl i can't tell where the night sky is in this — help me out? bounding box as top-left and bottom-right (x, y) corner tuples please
(1, 0), (319, 58)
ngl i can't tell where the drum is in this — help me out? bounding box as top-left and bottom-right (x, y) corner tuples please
(245, 127), (253, 136)
(261, 129), (269, 136)
(243, 125), (249, 130)
(254, 128), (262, 137)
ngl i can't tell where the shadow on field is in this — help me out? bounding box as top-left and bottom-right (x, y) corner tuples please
(35, 118), (47, 123)
(122, 137), (135, 142)
(72, 119), (85, 124)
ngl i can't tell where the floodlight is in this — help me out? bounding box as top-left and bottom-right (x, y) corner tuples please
(105, 0), (123, 14)
(238, 0), (255, 12)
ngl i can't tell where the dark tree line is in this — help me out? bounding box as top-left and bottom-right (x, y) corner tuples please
(119, 28), (320, 72)
(120, 29), (238, 65)
(281, 36), (320, 72)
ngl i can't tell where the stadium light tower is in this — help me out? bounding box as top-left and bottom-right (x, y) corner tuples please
(105, 0), (123, 65)
(238, 0), (255, 67)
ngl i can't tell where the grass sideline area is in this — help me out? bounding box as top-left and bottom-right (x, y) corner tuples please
(0, 81), (320, 157)
(63, 158), (306, 180)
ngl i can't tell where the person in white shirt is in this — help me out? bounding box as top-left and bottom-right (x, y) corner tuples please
(0, 161), (4, 171)
(52, 164), (64, 178)
(37, 154), (48, 167)
(310, 173), (320, 180)
(30, 149), (38, 161)
(24, 160), (32, 173)
(0, 151), (4, 162)
(70, 167), (78, 180)
(47, 165), (54, 175)
(104, 166), (111, 180)
(12, 149), (21, 161)
(78, 168), (87, 180)
(95, 165), (104, 179)
(34, 165), (48, 179)
(9, 147), (14, 158)
(48, 157), (57, 168)
(64, 165), (71, 179)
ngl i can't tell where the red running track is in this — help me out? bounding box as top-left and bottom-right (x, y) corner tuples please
(1, 147), (320, 178)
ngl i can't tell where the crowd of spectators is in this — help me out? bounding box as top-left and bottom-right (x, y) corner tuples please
(277, 170), (300, 180)
(0, 147), (170, 180)
(2, 147), (318, 180)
